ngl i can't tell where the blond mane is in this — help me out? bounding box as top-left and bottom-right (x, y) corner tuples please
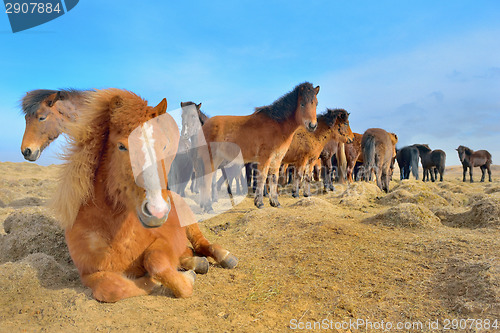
(50, 89), (147, 229)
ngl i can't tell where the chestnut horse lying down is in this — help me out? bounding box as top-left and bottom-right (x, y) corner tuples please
(51, 89), (235, 302)
(456, 145), (492, 182)
(281, 108), (354, 197)
(361, 128), (398, 193)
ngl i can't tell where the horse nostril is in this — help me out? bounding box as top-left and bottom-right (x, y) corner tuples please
(308, 123), (318, 132)
(23, 148), (32, 157)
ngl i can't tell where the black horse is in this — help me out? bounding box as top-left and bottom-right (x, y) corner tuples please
(413, 144), (446, 182)
(396, 146), (420, 180)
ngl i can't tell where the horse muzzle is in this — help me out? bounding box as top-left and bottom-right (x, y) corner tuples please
(22, 147), (41, 161)
(137, 197), (171, 228)
(305, 121), (318, 132)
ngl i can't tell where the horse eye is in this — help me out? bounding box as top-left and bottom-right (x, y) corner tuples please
(301, 103), (305, 108)
(117, 143), (128, 151)
(39, 115), (47, 121)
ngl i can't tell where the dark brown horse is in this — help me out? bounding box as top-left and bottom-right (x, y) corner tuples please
(413, 144), (446, 182)
(20, 89), (90, 161)
(361, 128), (398, 192)
(198, 82), (320, 210)
(281, 108), (354, 197)
(345, 132), (363, 182)
(456, 145), (492, 182)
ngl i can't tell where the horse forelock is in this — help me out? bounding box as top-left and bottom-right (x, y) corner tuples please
(254, 82), (315, 122)
(21, 88), (89, 116)
(320, 108), (348, 127)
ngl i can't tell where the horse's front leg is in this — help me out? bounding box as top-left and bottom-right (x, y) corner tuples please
(268, 161), (282, 207)
(469, 166), (474, 183)
(254, 162), (270, 208)
(144, 238), (195, 298)
(462, 166), (467, 182)
(81, 272), (158, 303)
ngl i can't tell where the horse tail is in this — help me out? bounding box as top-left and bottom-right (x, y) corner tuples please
(362, 135), (376, 181)
(337, 142), (347, 183)
(487, 151), (493, 165)
(411, 150), (419, 180)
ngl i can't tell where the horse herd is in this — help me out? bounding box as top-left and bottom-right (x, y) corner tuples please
(18, 83), (493, 301)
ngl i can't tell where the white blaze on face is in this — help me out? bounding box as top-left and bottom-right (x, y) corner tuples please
(140, 122), (169, 218)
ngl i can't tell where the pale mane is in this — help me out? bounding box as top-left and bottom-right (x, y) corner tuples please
(49, 88), (129, 229)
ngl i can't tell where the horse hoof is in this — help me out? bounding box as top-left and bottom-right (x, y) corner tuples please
(270, 200), (281, 208)
(292, 193), (299, 198)
(193, 257), (210, 274)
(220, 253), (238, 269)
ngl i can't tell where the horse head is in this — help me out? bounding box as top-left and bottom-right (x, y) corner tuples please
(330, 109), (355, 144)
(296, 83), (320, 132)
(109, 96), (180, 228)
(21, 91), (65, 161)
(180, 101), (203, 139)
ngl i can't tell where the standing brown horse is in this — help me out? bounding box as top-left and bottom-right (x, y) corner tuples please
(345, 132), (363, 182)
(281, 108), (354, 197)
(456, 145), (492, 182)
(20, 89), (90, 161)
(22, 89), (236, 275)
(198, 82), (320, 210)
(361, 128), (398, 193)
(413, 144), (446, 182)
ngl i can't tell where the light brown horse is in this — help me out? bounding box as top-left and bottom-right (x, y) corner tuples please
(281, 108), (354, 197)
(198, 82), (320, 210)
(456, 145), (492, 182)
(345, 132), (363, 182)
(21, 89), (236, 275)
(361, 128), (398, 192)
(50, 89), (235, 302)
(20, 89), (90, 161)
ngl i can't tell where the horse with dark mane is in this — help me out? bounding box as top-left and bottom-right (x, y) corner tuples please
(413, 144), (446, 182)
(361, 128), (398, 192)
(281, 108), (354, 197)
(20, 89), (91, 161)
(456, 145), (492, 182)
(198, 82), (319, 210)
(396, 145), (420, 180)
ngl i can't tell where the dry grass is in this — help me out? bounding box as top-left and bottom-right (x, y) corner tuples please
(0, 162), (499, 332)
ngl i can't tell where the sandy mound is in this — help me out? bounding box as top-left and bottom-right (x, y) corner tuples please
(336, 182), (381, 207)
(382, 180), (466, 209)
(0, 210), (71, 265)
(364, 203), (441, 229)
(288, 197), (333, 209)
(438, 196), (500, 229)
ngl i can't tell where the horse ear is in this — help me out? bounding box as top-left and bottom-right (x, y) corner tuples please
(109, 96), (123, 110)
(154, 98), (168, 115)
(47, 91), (61, 107)
(314, 86), (320, 95)
(196, 103), (202, 110)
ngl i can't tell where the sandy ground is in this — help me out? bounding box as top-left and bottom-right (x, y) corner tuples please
(0, 162), (499, 332)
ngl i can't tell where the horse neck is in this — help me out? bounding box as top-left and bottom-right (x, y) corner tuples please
(312, 121), (336, 146)
(57, 92), (88, 122)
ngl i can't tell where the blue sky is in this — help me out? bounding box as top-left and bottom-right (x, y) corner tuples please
(1, 1), (499, 166)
